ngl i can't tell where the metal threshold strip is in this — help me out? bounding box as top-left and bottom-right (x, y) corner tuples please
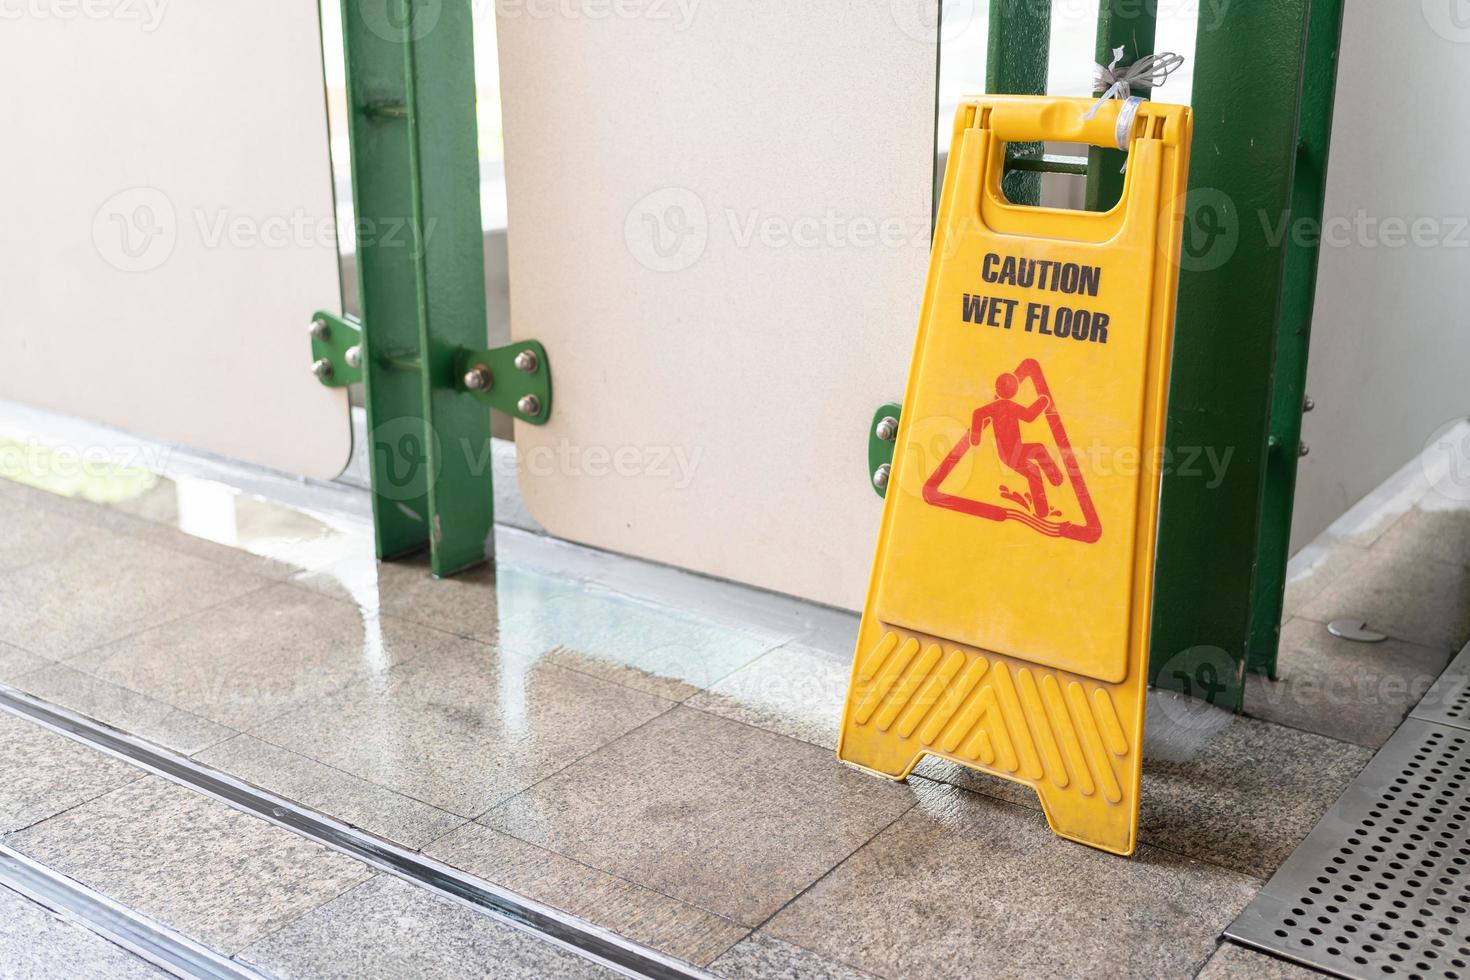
(0, 682), (711, 980)
(0, 843), (256, 980)
(1226, 642), (1470, 979)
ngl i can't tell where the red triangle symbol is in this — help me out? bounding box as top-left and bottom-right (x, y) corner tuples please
(922, 358), (1102, 544)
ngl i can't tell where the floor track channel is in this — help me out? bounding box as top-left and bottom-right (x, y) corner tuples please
(0, 682), (711, 980)
(0, 842), (257, 979)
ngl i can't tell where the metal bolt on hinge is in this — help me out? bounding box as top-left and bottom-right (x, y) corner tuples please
(1299, 441), (1310, 457)
(1303, 395), (1315, 412)
(463, 364), (493, 391)
(517, 394), (542, 417)
(345, 345), (363, 369)
(513, 349), (539, 374)
(310, 358), (333, 381)
(309, 317), (330, 341)
(875, 416), (899, 442)
(872, 463), (891, 491)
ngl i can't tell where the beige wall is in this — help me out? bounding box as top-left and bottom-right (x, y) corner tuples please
(0, 4), (348, 479)
(1291, 0), (1470, 549)
(498, 1), (940, 609)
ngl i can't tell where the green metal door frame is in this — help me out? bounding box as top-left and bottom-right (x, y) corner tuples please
(1246, 0), (1348, 677)
(1149, 1), (1345, 709)
(1085, 6), (1157, 213)
(338, 0), (493, 576)
(316, 0), (552, 578)
(985, 0), (1052, 205)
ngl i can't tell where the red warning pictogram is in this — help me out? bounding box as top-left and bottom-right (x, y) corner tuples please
(922, 358), (1101, 543)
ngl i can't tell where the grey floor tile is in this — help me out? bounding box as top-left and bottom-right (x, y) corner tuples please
(495, 583), (792, 697)
(0, 885), (165, 980)
(764, 780), (1259, 980)
(710, 932), (877, 980)
(1372, 504), (1470, 568)
(295, 553), (577, 643)
(1282, 544), (1368, 619)
(69, 583), (450, 731)
(257, 636), (674, 818)
(7, 776), (372, 955)
(0, 529), (271, 660)
(0, 640), (50, 683)
(0, 475), (30, 502)
(105, 479), (360, 582)
(236, 874), (615, 979)
(1244, 617), (1453, 748)
(194, 735), (465, 850)
(0, 712), (140, 833)
(538, 644), (705, 703)
(481, 707), (917, 926)
(1138, 707), (1371, 879)
(425, 822), (746, 967)
(0, 500), (94, 573)
(9, 662), (236, 755)
(1299, 549), (1470, 653)
(1196, 941), (1325, 979)
(684, 639), (852, 751)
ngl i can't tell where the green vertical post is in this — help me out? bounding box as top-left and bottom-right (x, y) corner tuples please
(1246, 0), (1348, 676)
(985, 0), (1051, 205)
(1148, 3), (1314, 710)
(1085, 7), (1157, 213)
(339, 0), (493, 576)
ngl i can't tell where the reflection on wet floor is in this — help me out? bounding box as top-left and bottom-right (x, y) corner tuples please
(2, 428), (1470, 977)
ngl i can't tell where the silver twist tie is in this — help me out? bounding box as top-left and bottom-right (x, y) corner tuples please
(1083, 47), (1186, 149)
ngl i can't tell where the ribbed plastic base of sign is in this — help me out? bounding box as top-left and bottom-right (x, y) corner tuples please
(1227, 715), (1470, 978)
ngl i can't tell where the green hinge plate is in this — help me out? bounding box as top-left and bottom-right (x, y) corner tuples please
(308, 310), (364, 387)
(309, 310), (552, 427)
(454, 340), (552, 425)
(868, 403), (902, 497)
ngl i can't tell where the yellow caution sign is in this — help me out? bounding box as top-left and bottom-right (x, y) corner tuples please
(837, 96), (1193, 855)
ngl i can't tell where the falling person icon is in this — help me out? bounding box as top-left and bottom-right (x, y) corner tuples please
(971, 372), (1065, 518)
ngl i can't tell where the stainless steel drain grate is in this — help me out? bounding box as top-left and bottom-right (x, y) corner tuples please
(1227, 717), (1470, 978)
(1413, 645), (1470, 731)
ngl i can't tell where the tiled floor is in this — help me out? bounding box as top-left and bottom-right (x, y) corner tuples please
(1, 427), (1469, 978)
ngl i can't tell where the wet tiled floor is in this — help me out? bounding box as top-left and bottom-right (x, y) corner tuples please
(1, 429), (1469, 977)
